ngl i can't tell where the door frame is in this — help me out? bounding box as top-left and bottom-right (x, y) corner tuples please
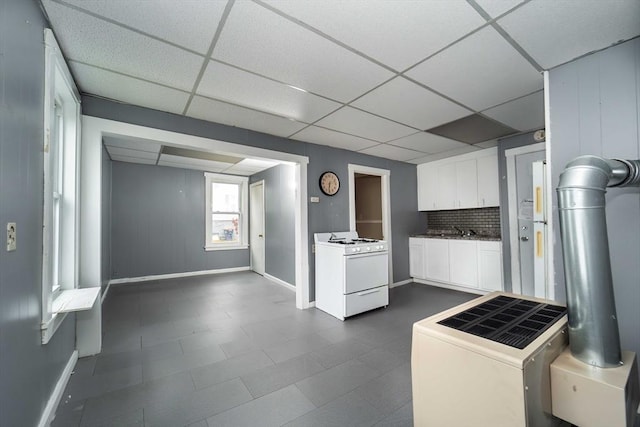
(347, 164), (393, 286)
(249, 180), (265, 276)
(505, 142), (545, 296)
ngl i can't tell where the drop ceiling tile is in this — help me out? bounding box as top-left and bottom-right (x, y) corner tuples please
(234, 158), (280, 170)
(352, 77), (472, 129)
(187, 96), (307, 138)
(159, 154), (234, 171)
(102, 136), (162, 153)
(71, 62), (190, 115)
(43, 1), (203, 91)
(291, 126), (379, 152)
(110, 155), (156, 165)
(197, 61), (341, 123)
(105, 146), (159, 161)
(408, 145), (482, 164)
(497, 0), (640, 69)
(406, 26), (542, 111)
(315, 107), (416, 143)
(212, 1), (394, 102)
(60, 0), (226, 54)
(474, 0), (526, 18)
(262, 0), (485, 70)
(358, 144), (424, 162)
(388, 132), (469, 154)
(482, 91), (544, 131)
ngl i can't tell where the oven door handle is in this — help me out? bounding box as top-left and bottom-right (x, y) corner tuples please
(344, 251), (387, 260)
(356, 288), (382, 296)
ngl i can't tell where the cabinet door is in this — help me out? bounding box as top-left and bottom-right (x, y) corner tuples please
(455, 159), (478, 209)
(409, 238), (426, 279)
(477, 154), (499, 207)
(478, 242), (503, 291)
(436, 163), (456, 210)
(425, 239), (449, 282)
(449, 240), (478, 287)
(417, 165), (438, 211)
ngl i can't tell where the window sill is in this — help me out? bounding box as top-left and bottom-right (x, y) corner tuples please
(42, 287), (100, 344)
(204, 244), (249, 252)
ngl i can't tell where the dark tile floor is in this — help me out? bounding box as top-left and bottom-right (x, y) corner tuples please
(52, 271), (477, 427)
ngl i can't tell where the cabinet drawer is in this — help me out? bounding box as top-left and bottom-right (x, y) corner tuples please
(344, 285), (388, 317)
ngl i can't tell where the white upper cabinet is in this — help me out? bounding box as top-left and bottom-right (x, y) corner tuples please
(477, 152), (500, 207)
(417, 147), (499, 211)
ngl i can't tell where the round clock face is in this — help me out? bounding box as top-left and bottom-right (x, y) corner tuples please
(319, 171), (340, 196)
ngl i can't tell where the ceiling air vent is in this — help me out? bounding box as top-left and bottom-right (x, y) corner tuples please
(425, 114), (518, 144)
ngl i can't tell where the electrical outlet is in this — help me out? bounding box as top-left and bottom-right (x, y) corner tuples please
(7, 222), (16, 251)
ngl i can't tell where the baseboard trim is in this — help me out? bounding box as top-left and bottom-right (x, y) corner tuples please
(307, 301), (316, 308)
(264, 273), (296, 292)
(390, 279), (412, 288)
(101, 282), (111, 305)
(108, 266), (251, 286)
(412, 278), (487, 295)
(39, 349), (78, 427)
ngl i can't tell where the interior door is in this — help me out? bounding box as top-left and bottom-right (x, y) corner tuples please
(514, 150), (545, 296)
(250, 181), (265, 275)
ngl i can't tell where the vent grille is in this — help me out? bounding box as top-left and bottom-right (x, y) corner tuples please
(437, 296), (566, 349)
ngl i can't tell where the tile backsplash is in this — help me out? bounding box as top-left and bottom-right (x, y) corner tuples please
(427, 207), (501, 237)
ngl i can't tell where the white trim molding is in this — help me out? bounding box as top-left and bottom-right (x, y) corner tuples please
(390, 279), (412, 288)
(264, 273), (296, 292)
(38, 350), (78, 427)
(412, 278), (487, 296)
(108, 266), (251, 286)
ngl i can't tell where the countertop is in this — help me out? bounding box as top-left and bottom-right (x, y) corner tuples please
(410, 233), (501, 242)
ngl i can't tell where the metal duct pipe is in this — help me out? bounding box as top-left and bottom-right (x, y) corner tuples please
(557, 155), (640, 368)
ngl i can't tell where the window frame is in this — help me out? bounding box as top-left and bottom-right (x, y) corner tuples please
(41, 29), (82, 344)
(204, 172), (249, 251)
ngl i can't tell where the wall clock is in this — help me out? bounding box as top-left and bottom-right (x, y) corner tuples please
(319, 171), (340, 196)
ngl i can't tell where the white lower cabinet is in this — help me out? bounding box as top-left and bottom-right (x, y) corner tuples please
(409, 238), (426, 279)
(449, 240), (478, 288)
(410, 238), (503, 292)
(478, 241), (503, 291)
(425, 239), (450, 283)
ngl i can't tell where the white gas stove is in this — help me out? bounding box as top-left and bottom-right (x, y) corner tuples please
(314, 231), (389, 320)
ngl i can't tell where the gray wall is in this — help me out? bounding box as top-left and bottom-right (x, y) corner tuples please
(110, 161), (250, 279)
(102, 146), (112, 294)
(548, 38), (640, 381)
(497, 131), (541, 289)
(82, 96), (423, 300)
(250, 164), (296, 285)
(0, 1), (77, 425)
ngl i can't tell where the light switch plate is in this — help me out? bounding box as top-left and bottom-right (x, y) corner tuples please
(7, 222), (16, 251)
(310, 196), (320, 203)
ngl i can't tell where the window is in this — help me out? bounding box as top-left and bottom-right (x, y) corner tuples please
(41, 29), (82, 344)
(205, 173), (248, 250)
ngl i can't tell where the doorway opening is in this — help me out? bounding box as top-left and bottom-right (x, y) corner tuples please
(250, 180), (265, 276)
(348, 164), (393, 285)
(505, 142), (548, 298)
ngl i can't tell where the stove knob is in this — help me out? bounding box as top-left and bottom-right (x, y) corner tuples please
(366, 246), (371, 251)
(356, 248), (360, 252)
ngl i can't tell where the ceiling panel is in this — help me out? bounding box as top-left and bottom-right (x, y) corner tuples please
(197, 61), (341, 123)
(104, 146), (159, 160)
(474, 0), (526, 18)
(212, 1), (394, 102)
(358, 144), (424, 162)
(481, 90), (544, 131)
(498, 0), (640, 69)
(102, 136), (162, 153)
(262, 0), (485, 71)
(291, 126), (379, 152)
(352, 77), (472, 130)
(406, 26), (543, 111)
(109, 154), (157, 165)
(315, 107), (416, 143)
(43, 1), (203, 91)
(158, 154), (234, 171)
(407, 145), (482, 164)
(71, 62), (190, 115)
(388, 132), (469, 154)
(59, 0), (226, 54)
(187, 96), (307, 138)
